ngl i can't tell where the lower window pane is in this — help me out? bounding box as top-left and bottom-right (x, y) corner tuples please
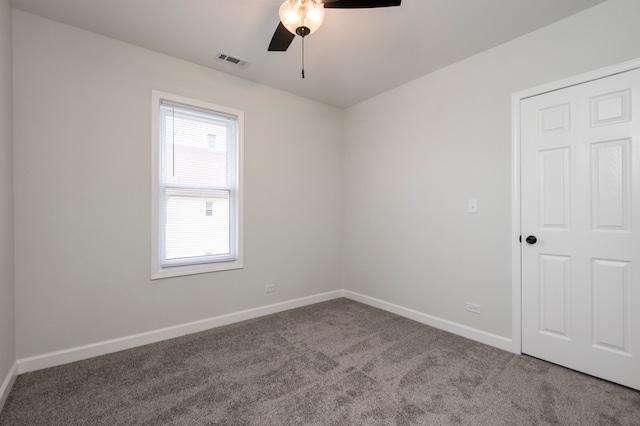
(165, 189), (230, 261)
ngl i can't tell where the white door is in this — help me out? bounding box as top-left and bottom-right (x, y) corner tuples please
(521, 68), (640, 390)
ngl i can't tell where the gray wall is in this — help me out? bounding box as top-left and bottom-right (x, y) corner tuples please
(12, 10), (343, 358)
(8, 0), (640, 363)
(343, 0), (640, 339)
(0, 0), (15, 392)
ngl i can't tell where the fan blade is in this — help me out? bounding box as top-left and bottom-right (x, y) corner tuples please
(268, 22), (295, 51)
(324, 0), (401, 8)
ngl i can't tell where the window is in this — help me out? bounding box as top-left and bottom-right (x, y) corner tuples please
(151, 91), (243, 279)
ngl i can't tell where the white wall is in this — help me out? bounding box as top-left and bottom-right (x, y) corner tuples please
(12, 10), (343, 359)
(343, 0), (640, 339)
(0, 0), (16, 397)
(10, 0), (640, 364)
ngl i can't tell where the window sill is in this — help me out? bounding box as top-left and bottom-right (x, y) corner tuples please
(151, 259), (243, 280)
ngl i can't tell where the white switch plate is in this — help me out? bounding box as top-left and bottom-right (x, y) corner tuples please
(468, 199), (478, 213)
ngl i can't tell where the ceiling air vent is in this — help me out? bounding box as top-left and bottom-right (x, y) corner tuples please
(216, 52), (250, 69)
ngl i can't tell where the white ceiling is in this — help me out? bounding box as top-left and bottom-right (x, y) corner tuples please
(10, 0), (606, 108)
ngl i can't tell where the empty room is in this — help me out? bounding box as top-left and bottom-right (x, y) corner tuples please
(1, 0), (639, 424)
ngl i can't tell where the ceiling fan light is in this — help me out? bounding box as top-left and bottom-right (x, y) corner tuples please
(306, 7), (323, 22)
(284, 10), (300, 25)
(279, 0), (325, 36)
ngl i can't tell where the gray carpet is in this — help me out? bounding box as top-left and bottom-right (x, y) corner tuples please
(1, 298), (639, 425)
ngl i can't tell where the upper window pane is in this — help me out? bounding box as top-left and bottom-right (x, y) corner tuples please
(160, 103), (234, 188)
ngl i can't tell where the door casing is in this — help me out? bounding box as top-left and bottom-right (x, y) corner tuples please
(511, 57), (640, 354)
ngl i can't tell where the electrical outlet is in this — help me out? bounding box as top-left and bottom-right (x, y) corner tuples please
(466, 302), (481, 314)
(265, 284), (276, 293)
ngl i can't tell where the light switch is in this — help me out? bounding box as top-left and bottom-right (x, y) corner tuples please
(468, 199), (478, 214)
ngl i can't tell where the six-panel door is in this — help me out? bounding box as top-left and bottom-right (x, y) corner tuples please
(521, 68), (640, 390)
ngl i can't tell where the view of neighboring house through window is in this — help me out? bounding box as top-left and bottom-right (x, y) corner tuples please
(152, 91), (243, 279)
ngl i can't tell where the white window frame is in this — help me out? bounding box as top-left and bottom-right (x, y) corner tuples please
(151, 90), (243, 279)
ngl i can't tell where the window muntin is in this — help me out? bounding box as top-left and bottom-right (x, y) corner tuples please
(152, 91), (243, 279)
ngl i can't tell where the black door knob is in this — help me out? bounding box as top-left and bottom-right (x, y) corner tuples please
(525, 235), (537, 244)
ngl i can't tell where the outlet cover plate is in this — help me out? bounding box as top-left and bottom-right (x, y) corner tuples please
(466, 302), (481, 314)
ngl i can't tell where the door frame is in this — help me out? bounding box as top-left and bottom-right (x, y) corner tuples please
(510, 57), (640, 355)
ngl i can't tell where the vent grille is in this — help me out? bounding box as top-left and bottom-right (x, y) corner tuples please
(216, 52), (250, 68)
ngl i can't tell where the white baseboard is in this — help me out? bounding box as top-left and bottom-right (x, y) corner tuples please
(343, 291), (514, 353)
(0, 361), (18, 411)
(16, 289), (514, 375)
(18, 290), (345, 374)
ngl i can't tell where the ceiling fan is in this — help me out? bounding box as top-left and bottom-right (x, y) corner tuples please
(268, 0), (401, 77)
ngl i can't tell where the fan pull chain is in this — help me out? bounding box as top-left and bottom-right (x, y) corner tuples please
(301, 36), (305, 79)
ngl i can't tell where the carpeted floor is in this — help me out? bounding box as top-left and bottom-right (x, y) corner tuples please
(1, 298), (639, 425)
